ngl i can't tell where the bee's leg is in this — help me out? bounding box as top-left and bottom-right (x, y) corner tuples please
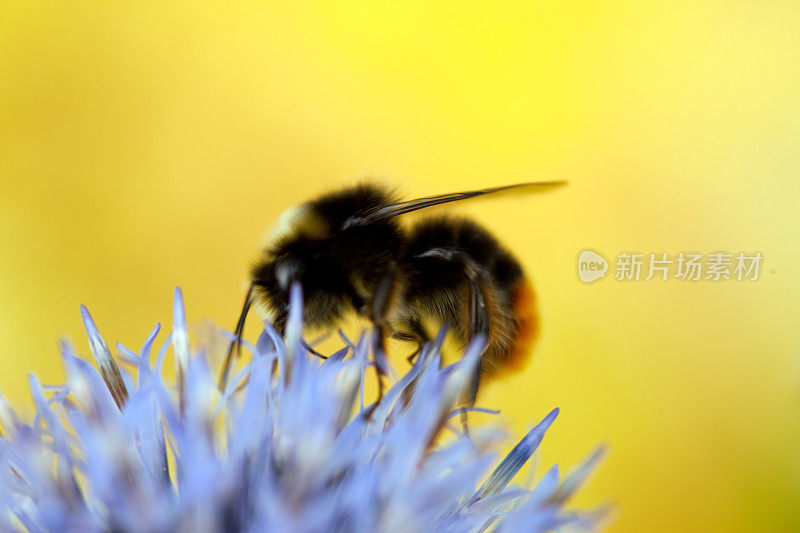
(461, 270), (491, 436)
(406, 346), (422, 364)
(344, 283), (366, 316)
(391, 318), (428, 364)
(403, 339), (425, 365)
(369, 266), (403, 403)
(301, 341), (328, 360)
(413, 249), (491, 433)
(218, 284), (255, 391)
(373, 326), (388, 401)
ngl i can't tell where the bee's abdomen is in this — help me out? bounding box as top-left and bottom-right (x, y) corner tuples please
(481, 276), (539, 377)
(403, 216), (538, 376)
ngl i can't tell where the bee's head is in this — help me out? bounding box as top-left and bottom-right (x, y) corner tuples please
(246, 204), (329, 327)
(249, 249), (306, 331)
(251, 232), (354, 335)
(273, 255), (304, 292)
(262, 249), (309, 291)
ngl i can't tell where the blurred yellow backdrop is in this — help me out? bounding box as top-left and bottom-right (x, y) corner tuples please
(2, 1), (799, 531)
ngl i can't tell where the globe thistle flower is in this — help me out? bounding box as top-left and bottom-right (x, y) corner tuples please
(0, 286), (607, 532)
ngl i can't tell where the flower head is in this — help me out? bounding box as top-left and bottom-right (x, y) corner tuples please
(0, 286), (606, 532)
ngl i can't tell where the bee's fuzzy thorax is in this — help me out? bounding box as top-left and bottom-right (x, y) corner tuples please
(263, 204), (329, 251)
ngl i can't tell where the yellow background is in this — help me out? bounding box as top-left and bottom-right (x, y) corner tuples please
(2, 2), (799, 531)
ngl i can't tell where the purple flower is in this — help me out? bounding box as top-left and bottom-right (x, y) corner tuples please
(0, 286), (607, 532)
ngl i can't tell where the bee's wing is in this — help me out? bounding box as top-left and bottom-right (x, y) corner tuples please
(345, 180), (566, 227)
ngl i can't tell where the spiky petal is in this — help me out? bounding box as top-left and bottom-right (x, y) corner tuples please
(80, 305), (128, 408)
(0, 288), (606, 532)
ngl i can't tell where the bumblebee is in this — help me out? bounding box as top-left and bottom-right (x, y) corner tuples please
(219, 181), (564, 402)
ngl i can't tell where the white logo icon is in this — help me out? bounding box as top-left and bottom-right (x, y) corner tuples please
(578, 250), (608, 283)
